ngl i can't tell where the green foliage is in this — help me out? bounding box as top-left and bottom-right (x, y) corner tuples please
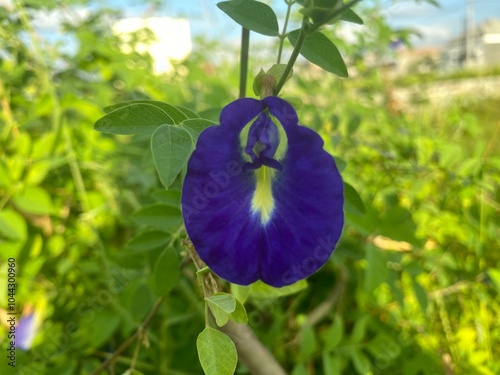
(340, 8), (364, 25)
(197, 327), (238, 375)
(151, 247), (180, 296)
(205, 292), (250, 327)
(288, 29), (348, 77)
(1, 1), (499, 375)
(343, 181), (366, 215)
(151, 125), (193, 188)
(217, 0), (279, 36)
(95, 101), (190, 134)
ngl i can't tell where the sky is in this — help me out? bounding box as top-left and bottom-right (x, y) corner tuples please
(382, 0), (500, 46)
(99, 0), (500, 47)
(3, 0), (500, 50)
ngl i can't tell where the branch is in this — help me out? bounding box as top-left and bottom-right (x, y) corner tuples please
(307, 267), (347, 326)
(184, 239), (287, 374)
(273, 17), (307, 96)
(90, 296), (165, 375)
(219, 320), (288, 375)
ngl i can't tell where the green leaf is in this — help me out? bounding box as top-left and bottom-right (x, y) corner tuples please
(175, 106), (200, 119)
(230, 299), (248, 324)
(0, 160), (12, 186)
(322, 352), (341, 375)
(151, 247), (180, 296)
(104, 100), (188, 123)
(217, 0), (279, 36)
(340, 8), (363, 25)
(364, 245), (388, 293)
(348, 315), (370, 344)
(411, 277), (428, 313)
(206, 293), (236, 327)
(152, 189), (181, 206)
(300, 324), (318, 360)
(347, 114), (362, 135)
(288, 29), (348, 77)
(351, 349), (371, 374)
(122, 369), (145, 375)
(333, 157), (347, 172)
(378, 206), (419, 244)
(344, 182), (366, 216)
(13, 186), (53, 215)
(230, 284), (250, 304)
(181, 118), (217, 140)
(47, 234), (65, 257)
(323, 315), (343, 349)
(95, 103), (175, 135)
(299, 0), (350, 25)
(129, 281), (155, 322)
(132, 203), (183, 230)
(25, 159), (56, 185)
(78, 309), (121, 351)
(487, 269), (500, 291)
(126, 230), (170, 251)
(151, 125), (194, 188)
(291, 363), (308, 375)
(197, 327), (237, 375)
(0, 209), (27, 241)
(249, 279), (308, 299)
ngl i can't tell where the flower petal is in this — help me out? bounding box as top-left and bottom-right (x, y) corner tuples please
(182, 97), (344, 287)
(16, 313), (37, 350)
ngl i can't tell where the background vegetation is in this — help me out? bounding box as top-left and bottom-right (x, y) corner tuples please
(0, 0), (499, 374)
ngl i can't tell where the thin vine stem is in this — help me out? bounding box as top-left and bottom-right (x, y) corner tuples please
(277, 0), (295, 64)
(90, 296), (165, 375)
(239, 27), (250, 98)
(274, 0), (363, 96)
(273, 17), (308, 96)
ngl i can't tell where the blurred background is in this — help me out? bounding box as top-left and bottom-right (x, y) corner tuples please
(0, 0), (499, 374)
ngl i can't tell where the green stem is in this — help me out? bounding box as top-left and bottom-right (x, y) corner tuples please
(274, 18), (308, 96)
(90, 297), (165, 375)
(0, 192), (12, 211)
(274, 0), (363, 95)
(277, 0), (294, 64)
(239, 27), (250, 99)
(64, 125), (91, 212)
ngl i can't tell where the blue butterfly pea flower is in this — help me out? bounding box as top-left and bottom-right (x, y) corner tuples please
(16, 312), (38, 350)
(182, 96), (344, 287)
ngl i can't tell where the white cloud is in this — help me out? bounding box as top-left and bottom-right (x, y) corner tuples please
(336, 22), (365, 44)
(382, 1), (439, 20)
(31, 8), (90, 32)
(413, 23), (457, 46)
(113, 17), (192, 74)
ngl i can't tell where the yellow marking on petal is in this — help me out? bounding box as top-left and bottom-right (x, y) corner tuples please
(269, 114), (288, 161)
(251, 166), (275, 224)
(239, 112), (288, 163)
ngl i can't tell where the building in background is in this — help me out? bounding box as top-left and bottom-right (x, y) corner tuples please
(112, 17), (192, 74)
(440, 18), (500, 71)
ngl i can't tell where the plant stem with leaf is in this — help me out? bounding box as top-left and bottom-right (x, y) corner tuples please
(307, 0), (364, 34)
(274, 16), (308, 96)
(277, 0), (295, 64)
(274, 0), (363, 95)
